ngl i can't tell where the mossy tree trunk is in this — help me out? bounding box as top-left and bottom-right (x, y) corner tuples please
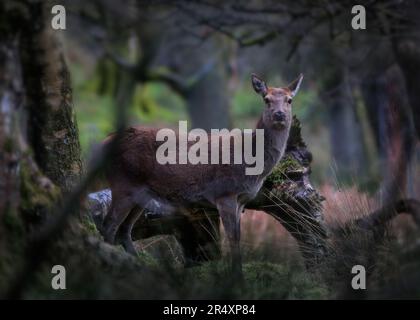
(19, 0), (82, 192)
(247, 117), (328, 267)
(0, 0), (82, 293)
(0, 27), (22, 244)
(0, 0), (81, 216)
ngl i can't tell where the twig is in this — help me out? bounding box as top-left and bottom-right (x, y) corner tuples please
(355, 198), (420, 231)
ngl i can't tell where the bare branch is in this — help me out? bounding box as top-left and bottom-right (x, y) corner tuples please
(356, 199), (420, 231)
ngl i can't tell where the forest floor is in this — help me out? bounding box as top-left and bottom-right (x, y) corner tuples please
(1, 185), (419, 299)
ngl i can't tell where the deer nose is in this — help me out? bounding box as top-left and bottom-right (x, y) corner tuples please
(273, 111), (286, 122)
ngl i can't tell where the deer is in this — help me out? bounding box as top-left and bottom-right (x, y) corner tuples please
(101, 73), (303, 277)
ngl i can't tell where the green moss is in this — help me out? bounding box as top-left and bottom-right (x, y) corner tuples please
(19, 158), (60, 220)
(3, 137), (14, 153)
(288, 116), (307, 148)
(0, 208), (26, 293)
(243, 261), (329, 299)
(266, 155), (302, 185)
(3, 209), (24, 237)
(183, 260), (329, 299)
(80, 213), (99, 235)
(136, 250), (160, 267)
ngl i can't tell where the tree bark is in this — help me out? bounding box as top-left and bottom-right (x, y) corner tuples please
(247, 117), (328, 267)
(19, 0), (82, 192)
(0, 0), (84, 296)
(0, 30), (22, 242)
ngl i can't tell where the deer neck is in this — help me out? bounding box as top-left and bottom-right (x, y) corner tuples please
(256, 116), (291, 178)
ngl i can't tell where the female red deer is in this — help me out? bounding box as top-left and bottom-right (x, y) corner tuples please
(101, 74), (303, 277)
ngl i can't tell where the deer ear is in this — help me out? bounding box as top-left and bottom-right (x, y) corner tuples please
(251, 73), (268, 96)
(287, 73), (304, 97)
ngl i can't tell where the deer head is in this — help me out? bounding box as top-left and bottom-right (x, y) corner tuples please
(252, 73), (303, 130)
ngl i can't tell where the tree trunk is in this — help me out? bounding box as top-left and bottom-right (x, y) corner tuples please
(379, 65), (414, 201)
(392, 2), (420, 140)
(247, 117), (328, 267)
(185, 62), (232, 130)
(394, 40), (420, 140)
(168, 35), (232, 130)
(360, 74), (388, 159)
(0, 0), (83, 295)
(0, 29), (22, 243)
(321, 68), (366, 181)
(19, 0), (82, 192)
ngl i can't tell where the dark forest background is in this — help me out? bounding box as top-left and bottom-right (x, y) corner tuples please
(0, 0), (419, 299)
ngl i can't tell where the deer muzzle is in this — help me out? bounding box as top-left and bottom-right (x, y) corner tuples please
(273, 111), (286, 122)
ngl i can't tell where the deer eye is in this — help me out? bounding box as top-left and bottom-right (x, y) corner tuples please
(287, 97), (293, 104)
(264, 97), (270, 104)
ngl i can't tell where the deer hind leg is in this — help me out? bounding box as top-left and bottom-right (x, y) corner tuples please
(117, 207), (144, 255)
(216, 196), (243, 279)
(102, 193), (135, 245)
(117, 186), (177, 255)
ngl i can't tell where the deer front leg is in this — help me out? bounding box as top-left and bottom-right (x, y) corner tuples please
(216, 196), (243, 280)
